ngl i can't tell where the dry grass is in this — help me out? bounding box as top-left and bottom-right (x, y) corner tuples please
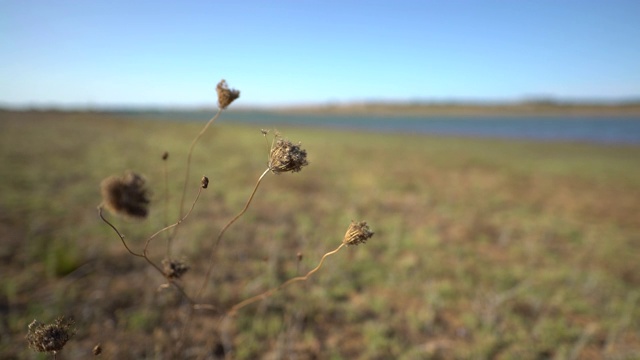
(1, 108), (640, 359)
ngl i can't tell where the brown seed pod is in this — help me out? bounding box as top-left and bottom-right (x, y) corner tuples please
(216, 79), (240, 109)
(343, 221), (374, 246)
(26, 317), (76, 354)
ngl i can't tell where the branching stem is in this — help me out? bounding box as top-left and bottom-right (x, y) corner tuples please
(177, 108), (223, 229)
(97, 206), (144, 258)
(228, 243), (345, 316)
(98, 186), (203, 303)
(144, 187), (203, 256)
(195, 167), (271, 300)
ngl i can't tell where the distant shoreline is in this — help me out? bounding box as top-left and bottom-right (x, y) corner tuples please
(274, 102), (640, 117)
(3, 101), (640, 117)
(2, 107), (640, 144)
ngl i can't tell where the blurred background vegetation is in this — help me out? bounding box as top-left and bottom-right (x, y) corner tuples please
(1, 110), (639, 359)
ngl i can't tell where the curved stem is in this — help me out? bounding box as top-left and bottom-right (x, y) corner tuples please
(178, 108), (222, 222)
(263, 131), (271, 163)
(163, 157), (171, 257)
(141, 187), (203, 299)
(144, 187), (203, 257)
(228, 243), (345, 316)
(97, 206), (144, 258)
(97, 207), (176, 284)
(195, 168), (271, 300)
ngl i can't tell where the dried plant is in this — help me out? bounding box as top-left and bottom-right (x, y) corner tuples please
(100, 171), (150, 218)
(26, 317), (76, 357)
(200, 176), (209, 189)
(177, 79), (238, 228)
(268, 136), (309, 174)
(195, 130), (309, 300)
(93, 78), (375, 358)
(162, 258), (190, 280)
(216, 79), (240, 109)
(227, 220), (374, 316)
(343, 221), (374, 246)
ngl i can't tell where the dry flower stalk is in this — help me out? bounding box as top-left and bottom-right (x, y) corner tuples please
(227, 221), (374, 315)
(100, 171), (150, 218)
(94, 77), (377, 356)
(178, 79), (238, 220)
(26, 317), (76, 355)
(197, 131), (309, 300)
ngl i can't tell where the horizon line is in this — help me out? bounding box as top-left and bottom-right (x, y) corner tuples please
(2, 96), (640, 112)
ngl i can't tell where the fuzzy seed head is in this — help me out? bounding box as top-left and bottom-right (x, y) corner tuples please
(26, 317), (76, 354)
(268, 137), (309, 174)
(216, 79), (240, 109)
(162, 258), (190, 280)
(343, 221), (374, 246)
(100, 171), (151, 218)
(201, 176), (209, 189)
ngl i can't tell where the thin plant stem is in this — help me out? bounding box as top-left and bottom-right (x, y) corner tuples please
(99, 186), (203, 302)
(164, 281), (197, 305)
(205, 243), (347, 356)
(177, 169), (269, 355)
(176, 108), (222, 229)
(144, 187), (203, 256)
(169, 108), (220, 266)
(141, 186), (204, 293)
(97, 205), (144, 258)
(163, 156), (171, 257)
(263, 131), (271, 162)
(195, 167), (271, 300)
(142, 254), (165, 278)
(97, 205), (164, 282)
(191, 314), (230, 360)
(228, 243), (345, 316)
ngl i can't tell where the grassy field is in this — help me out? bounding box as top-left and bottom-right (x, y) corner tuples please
(1, 110), (639, 359)
(276, 101), (640, 117)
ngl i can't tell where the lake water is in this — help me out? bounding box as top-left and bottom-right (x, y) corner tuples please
(132, 110), (640, 145)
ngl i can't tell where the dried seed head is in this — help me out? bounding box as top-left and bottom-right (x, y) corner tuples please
(162, 151), (169, 161)
(26, 317), (76, 354)
(93, 343), (102, 356)
(100, 171), (151, 218)
(216, 79), (240, 109)
(296, 252), (303, 262)
(343, 221), (374, 246)
(201, 176), (209, 189)
(268, 136), (309, 174)
(162, 258), (190, 280)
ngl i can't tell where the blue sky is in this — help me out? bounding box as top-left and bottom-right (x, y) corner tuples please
(1, 0), (639, 108)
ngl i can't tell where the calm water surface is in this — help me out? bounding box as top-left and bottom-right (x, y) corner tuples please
(133, 111), (640, 145)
